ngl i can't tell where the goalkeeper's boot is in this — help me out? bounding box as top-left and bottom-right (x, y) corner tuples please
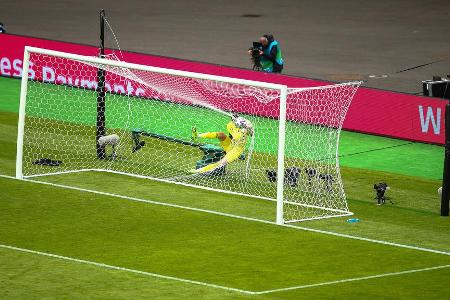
(191, 127), (198, 142)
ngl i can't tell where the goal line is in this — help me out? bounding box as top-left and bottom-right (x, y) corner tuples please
(23, 168), (353, 220)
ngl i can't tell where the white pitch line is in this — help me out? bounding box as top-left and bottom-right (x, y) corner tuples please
(2, 243), (450, 296)
(254, 264), (450, 294)
(3, 173), (450, 295)
(283, 223), (450, 257)
(0, 244), (255, 295)
(1, 173), (450, 258)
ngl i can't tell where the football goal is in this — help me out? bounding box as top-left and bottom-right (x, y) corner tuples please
(16, 46), (361, 223)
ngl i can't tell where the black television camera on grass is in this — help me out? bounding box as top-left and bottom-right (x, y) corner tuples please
(249, 42), (263, 71)
(373, 182), (393, 205)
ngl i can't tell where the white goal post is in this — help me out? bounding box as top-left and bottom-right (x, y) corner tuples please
(16, 46), (361, 224)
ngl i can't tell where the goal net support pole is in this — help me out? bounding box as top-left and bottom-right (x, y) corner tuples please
(96, 9), (106, 159)
(441, 101), (450, 216)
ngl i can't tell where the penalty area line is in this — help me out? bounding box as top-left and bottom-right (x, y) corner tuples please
(2, 243), (450, 296)
(0, 244), (255, 295)
(1, 173), (450, 258)
(254, 264), (450, 294)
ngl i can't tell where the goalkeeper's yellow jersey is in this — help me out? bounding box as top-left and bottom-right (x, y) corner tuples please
(226, 121), (248, 148)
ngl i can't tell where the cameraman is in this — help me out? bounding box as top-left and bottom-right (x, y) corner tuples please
(248, 34), (284, 73)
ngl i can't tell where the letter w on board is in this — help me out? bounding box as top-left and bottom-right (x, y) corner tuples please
(419, 105), (441, 135)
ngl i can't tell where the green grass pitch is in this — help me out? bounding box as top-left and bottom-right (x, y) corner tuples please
(0, 76), (449, 299)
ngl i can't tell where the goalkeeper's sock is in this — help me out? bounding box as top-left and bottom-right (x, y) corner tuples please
(199, 132), (218, 139)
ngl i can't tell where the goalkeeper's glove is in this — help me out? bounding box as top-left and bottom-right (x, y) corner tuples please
(191, 127), (198, 142)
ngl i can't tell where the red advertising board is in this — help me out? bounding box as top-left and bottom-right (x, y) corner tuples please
(0, 33), (446, 144)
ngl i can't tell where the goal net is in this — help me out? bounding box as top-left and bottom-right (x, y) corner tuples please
(17, 47), (361, 223)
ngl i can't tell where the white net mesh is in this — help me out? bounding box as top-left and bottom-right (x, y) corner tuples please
(20, 50), (360, 222)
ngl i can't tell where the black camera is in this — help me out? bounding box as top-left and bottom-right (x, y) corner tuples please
(249, 42), (263, 71)
(265, 167), (301, 187)
(374, 182), (390, 205)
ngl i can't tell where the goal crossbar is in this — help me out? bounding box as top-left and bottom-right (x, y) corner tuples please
(22, 46), (287, 90)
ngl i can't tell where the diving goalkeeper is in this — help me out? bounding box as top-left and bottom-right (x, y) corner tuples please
(190, 115), (253, 174)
